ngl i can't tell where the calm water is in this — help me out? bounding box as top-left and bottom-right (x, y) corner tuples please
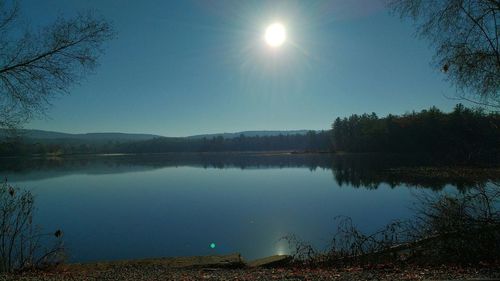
(1, 153), (483, 262)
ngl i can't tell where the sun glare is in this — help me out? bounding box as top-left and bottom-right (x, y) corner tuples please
(264, 23), (286, 48)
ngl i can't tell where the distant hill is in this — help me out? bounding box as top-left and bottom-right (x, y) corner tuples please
(0, 129), (315, 143)
(187, 130), (311, 139)
(0, 129), (162, 143)
(0, 129), (331, 155)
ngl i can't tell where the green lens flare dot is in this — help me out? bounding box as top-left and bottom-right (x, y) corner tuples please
(209, 243), (216, 249)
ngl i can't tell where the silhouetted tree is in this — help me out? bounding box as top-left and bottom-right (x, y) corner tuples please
(0, 0), (114, 129)
(331, 104), (499, 162)
(0, 179), (64, 272)
(388, 0), (500, 108)
(117, 133), (331, 154)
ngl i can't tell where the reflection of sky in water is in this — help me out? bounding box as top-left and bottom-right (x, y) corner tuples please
(12, 165), (422, 262)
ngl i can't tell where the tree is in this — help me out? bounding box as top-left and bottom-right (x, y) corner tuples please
(1, 180), (64, 272)
(0, 0), (114, 129)
(388, 0), (500, 108)
(330, 105), (500, 162)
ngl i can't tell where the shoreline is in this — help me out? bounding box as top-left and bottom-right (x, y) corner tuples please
(3, 254), (500, 281)
(0, 150), (333, 159)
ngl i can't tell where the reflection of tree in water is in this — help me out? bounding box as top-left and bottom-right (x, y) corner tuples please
(0, 153), (497, 190)
(330, 154), (499, 190)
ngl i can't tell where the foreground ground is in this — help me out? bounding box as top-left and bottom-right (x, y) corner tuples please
(2, 254), (500, 280)
(2, 264), (500, 281)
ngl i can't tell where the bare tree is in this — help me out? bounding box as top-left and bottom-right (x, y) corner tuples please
(0, 0), (114, 129)
(387, 0), (500, 108)
(0, 180), (64, 273)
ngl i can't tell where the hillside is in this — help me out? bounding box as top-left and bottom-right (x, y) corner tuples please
(0, 129), (162, 143)
(0, 129), (312, 142)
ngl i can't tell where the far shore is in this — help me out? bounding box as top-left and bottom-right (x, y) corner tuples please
(0, 150), (335, 159)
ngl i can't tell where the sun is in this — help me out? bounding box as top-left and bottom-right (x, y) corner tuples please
(264, 23), (286, 48)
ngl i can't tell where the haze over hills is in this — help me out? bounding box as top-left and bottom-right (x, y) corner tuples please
(0, 129), (314, 143)
(0, 129), (162, 142)
(0, 129), (329, 156)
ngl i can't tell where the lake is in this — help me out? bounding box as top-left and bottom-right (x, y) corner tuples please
(1, 153), (490, 263)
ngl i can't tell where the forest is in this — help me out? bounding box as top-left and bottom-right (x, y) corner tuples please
(331, 104), (499, 163)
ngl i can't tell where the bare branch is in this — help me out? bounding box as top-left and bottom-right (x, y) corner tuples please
(387, 0), (500, 106)
(0, 4), (115, 129)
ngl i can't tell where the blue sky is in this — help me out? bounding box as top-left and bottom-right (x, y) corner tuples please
(24, 0), (459, 137)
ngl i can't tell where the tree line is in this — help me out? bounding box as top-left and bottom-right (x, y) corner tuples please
(331, 104), (499, 162)
(0, 131), (332, 156)
(1, 104), (499, 164)
(120, 131), (331, 154)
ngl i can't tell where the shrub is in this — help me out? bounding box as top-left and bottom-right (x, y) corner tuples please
(285, 183), (500, 266)
(0, 179), (64, 273)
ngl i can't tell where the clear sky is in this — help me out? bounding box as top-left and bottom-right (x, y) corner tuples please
(23, 0), (459, 137)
